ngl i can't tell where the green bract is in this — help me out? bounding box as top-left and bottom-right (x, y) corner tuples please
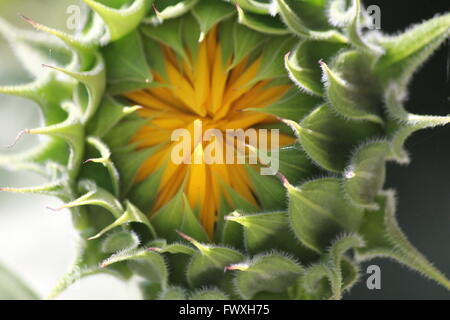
(0, 0), (449, 300)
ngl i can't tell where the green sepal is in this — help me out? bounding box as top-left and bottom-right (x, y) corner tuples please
(385, 85), (450, 164)
(27, 107), (85, 179)
(18, 14), (99, 71)
(148, 241), (196, 256)
(225, 211), (317, 261)
(219, 185), (259, 248)
(0, 18), (72, 77)
(374, 13), (450, 86)
(150, 190), (184, 242)
(104, 115), (149, 148)
(148, 237), (196, 287)
(300, 233), (364, 299)
(82, 0), (152, 42)
(285, 40), (347, 96)
(230, 253), (303, 300)
(151, 0), (200, 23)
(0, 76), (71, 129)
(46, 232), (133, 300)
(226, 211), (288, 254)
(327, 0), (356, 27)
(101, 230), (141, 253)
(44, 53), (106, 124)
(286, 177), (364, 252)
(253, 36), (296, 82)
(321, 59), (383, 124)
(102, 30), (153, 94)
(236, 6), (289, 35)
(276, 145), (318, 185)
(140, 18), (186, 60)
(225, 183), (260, 211)
(141, 36), (169, 80)
(216, 196), (242, 247)
(192, 0), (235, 41)
(345, 0), (384, 54)
(53, 180), (123, 218)
(325, 234), (364, 299)
(151, 191), (208, 243)
(230, 0), (273, 15)
(284, 105), (381, 172)
(87, 96), (141, 138)
(343, 141), (389, 210)
(245, 166), (285, 210)
(101, 248), (168, 288)
(246, 87), (321, 120)
(111, 144), (161, 195)
(181, 231), (244, 289)
(90, 200), (157, 240)
(139, 281), (162, 300)
(218, 17), (235, 67)
(276, 0), (347, 43)
(390, 118), (450, 164)
(0, 181), (65, 198)
(230, 23), (266, 69)
(86, 136), (121, 196)
(179, 196), (209, 243)
(129, 167), (164, 213)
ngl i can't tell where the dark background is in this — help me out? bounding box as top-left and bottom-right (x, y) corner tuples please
(347, 0), (450, 300)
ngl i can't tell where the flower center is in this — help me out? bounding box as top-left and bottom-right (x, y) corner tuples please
(124, 26), (294, 237)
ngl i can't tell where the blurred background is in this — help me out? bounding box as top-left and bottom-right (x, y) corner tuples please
(0, 0), (448, 300)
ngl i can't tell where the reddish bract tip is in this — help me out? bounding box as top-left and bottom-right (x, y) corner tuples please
(4, 129), (29, 149)
(153, 4), (160, 15)
(276, 172), (288, 186)
(42, 64), (54, 69)
(175, 230), (194, 243)
(46, 206), (64, 212)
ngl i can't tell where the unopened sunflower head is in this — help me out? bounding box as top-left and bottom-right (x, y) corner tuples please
(0, 0), (449, 300)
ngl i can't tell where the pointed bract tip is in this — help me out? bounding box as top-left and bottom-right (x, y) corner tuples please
(147, 247), (163, 253)
(153, 3), (161, 15)
(224, 211), (242, 221)
(42, 64), (55, 70)
(88, 234), (101, 241)
(277, 173), (295, 191)
(18, 13), (37, 26)
(280, 118), (302, 135)
(175, 230), (194, 243)
(319, 60), (331, 74)
(46, 205), (64, 212)
(225, 263), (249, 272)
(4, 129), (29, 149)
